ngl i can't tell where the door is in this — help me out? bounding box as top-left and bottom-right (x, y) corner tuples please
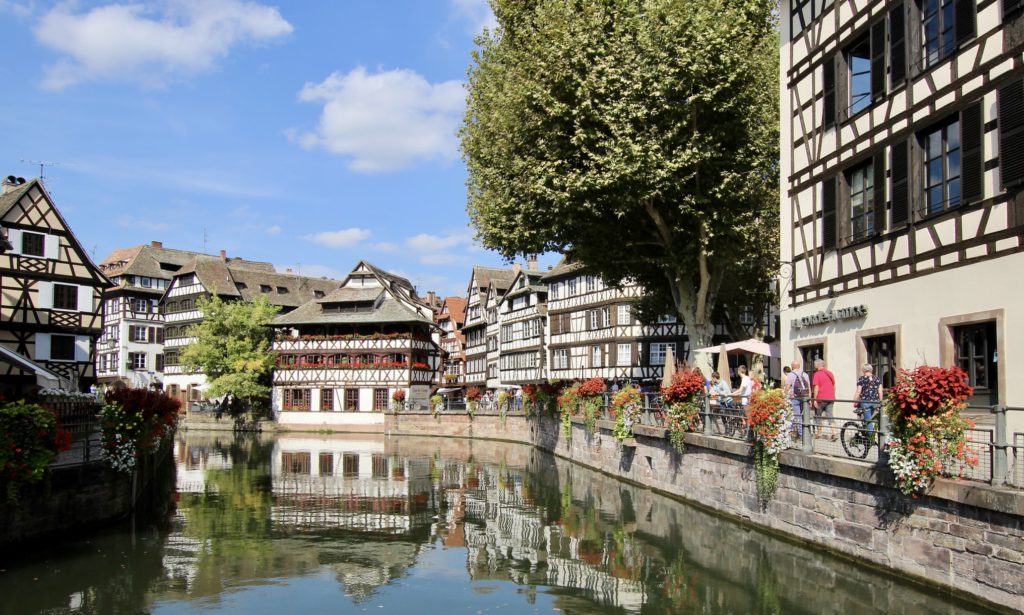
(864, 334), (897, 389)
(954, 322), (998, 406)
(800, 344), (824, 382)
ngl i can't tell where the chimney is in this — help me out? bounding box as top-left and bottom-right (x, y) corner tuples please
(151, 241), (163, 248)
(426, 291), (436, 307)
(527, 254), (538, 271)
(2, 176), (25, 195)
(219, 250), (227, 261)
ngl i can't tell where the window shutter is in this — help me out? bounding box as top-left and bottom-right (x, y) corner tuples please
(156, 354), (164, 372)
(156, 328), (164, 344)
(128, 325), (137, 341)
(891, 140), (910, 224)
(871, 19), (887, 102)
(608, 343), (616, 367)
(1005, 0), (1023, 19)
(822, 176), (837, 250)
(889, 3), (906, 87)
(873, 152), (887, 234)
(999, 80), (1024, 189)
(954, 0), (976, 47)
(148, 327), (156, 343)
(823, 55), (837, 128)
(961, 102), (984, 204)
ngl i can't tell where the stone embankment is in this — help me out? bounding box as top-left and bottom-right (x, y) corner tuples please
(384, 411), (1024, 612)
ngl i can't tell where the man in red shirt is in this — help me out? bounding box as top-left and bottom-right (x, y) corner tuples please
(811, 358), (837, 440)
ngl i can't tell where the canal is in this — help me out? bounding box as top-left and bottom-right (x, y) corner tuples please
(0, 433), (999, 614)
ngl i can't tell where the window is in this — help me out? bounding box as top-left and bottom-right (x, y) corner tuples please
(550, 282), (560, 300)
(921, 0), (955, 69)
(848, 162), (875, 241)
(373, 388), (388, 411)
(133, 299), (149, 313)
(236, 282), (247, 291)
(321, 388), (334, 411)
(52, 284), (78, 310)
(140, 277), (152, 288)
(283, 389), (309, 411)
(921, 118), (960, 215)
(591, 346), (602, 368)
(345, 388), (359, 411)
(21, 232), (45, 257)
(129, 352), (146, 370)
(589, 309), (601, 330)
(954, 322), (997, 405)
(585, 276), (596, 292)
(282, 452), (311, 475)
(656, 314), (677, 324)
(847, 34), (872, 116)
(617, 343), (632, 366)
(649, 343), (675, 366)
(260, 284), (272, 293)
(553, 349), (569, 370)
(617, 305), (632, 325)
(372, 454), (388, 479)
(343, 453), (359, 477)
(51, 335), (76, 361)
(314, 290), (325, 299)
(864, 334), (897, 389)
(568, 278), (578, 295)
(277, 286), (288, 294)
(130, 326), (150, 342)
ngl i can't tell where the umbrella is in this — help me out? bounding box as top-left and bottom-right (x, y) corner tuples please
(662, 345), (676, 389)
(694, 339), (778, 357)
(716, 344), (730, 381)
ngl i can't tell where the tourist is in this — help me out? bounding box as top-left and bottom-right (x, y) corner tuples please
(732, 365), (753, 406)
(785, 360), (810, 439)
(811, 358), (837, 440)
(709, 371), (732, 406)
(853, 364), (883, 427)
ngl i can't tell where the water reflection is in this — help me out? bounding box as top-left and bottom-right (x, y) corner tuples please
(0, 433), (998, 614)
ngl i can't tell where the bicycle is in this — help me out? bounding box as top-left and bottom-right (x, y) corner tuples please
(840, 406), (881, 459)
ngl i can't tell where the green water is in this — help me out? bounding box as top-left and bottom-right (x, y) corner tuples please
(0, 433), (998, 614)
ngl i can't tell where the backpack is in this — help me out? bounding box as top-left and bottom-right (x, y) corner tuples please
(792, 371), (809, 398)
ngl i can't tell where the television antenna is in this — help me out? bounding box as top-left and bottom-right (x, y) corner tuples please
(20, 160), (62, 184)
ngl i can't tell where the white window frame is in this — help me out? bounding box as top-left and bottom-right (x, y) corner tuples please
(649, 342), (675, 366)
(617, 343), (632, 366)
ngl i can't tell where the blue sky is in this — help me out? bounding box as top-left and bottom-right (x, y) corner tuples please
(0, 0), (557, 296)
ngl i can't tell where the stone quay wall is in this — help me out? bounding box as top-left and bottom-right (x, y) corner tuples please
(384, 411), (1024, 612)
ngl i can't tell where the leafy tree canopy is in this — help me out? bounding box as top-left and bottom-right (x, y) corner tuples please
(180, 294), (280, 403)
(461, 0), (780, 365)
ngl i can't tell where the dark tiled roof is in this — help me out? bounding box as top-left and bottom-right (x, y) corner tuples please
(172, 255), (339, 308)
(540, 256), (583, 280)
(470, 265), (517, 292)
(0, 180), (35, 218)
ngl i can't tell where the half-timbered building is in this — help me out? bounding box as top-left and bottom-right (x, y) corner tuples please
(497, 263), (548, 386)
(270, 261), (441, 431)
(0, 177), (109, 393)
(160, 252), (338, 408)
(462, 266), (516, 389)
(95, 241), (198, 389)
(780, 0), (1024, 419)
(436, 296), (467, 392)
(543, 258), (701, 384)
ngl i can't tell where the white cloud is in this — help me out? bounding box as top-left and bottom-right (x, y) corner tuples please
(293, 67), (465, 173)
(0, 0), (33, 19)
(265, 225), (282, 235)
(450, 0), (496, 35)
(372, 242), (399, 253)
(117, 215), (176, 232)
(407, 231), (472, 252)
(35, 0), (293, 90)
(301, 227), (372, 249)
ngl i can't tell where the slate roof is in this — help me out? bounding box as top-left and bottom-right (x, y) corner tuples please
(169, 254), (339, 308)
(540, 256), (583, 281)
(0, 179), (35, 218)
(469, 265), (517, 292)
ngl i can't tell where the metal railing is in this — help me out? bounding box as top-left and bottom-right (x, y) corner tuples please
(48, 401), (103, 468)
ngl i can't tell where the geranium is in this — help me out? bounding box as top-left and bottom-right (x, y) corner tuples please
(466, 387), (481, 418)
(885, 366), (977, 496)
(101, 389), (180, 473)
(746, 388), (792, 501)
(391, 389), (407, 414)
(557, 382), (582, 439)
(611, 386), (642, 442)
(661, 370), (705, 452)
(523, 382), (558, 416)
(0, 400), (72, 501)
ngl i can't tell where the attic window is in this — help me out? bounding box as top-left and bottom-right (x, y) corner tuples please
(277, 286), (288, 294)
(260, 284), (272, 293)
(314, 290), (325, 299)
(235, 282), (247, 291)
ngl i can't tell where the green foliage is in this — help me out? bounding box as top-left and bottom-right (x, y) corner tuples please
(0, 401), (70, 501)
(462, 0), (780, 361)
(100, 388), (180, 473)
(180, 294), (280, 404)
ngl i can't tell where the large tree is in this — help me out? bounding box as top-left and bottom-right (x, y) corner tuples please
(461, 0), (779, 372)
(180, 295), (280, 408)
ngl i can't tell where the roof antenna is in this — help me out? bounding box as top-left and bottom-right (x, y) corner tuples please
(20, 160), (61, 184)
(202, 228), (208, 253)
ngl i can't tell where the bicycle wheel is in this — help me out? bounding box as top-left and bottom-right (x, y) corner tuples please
(840, 421), (869, 459)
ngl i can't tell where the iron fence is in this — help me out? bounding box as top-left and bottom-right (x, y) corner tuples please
(47, 400), (103, 468)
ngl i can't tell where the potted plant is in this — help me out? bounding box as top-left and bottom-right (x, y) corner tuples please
(466, 387), (481, 418)
(746, 387), (792, 501)
(610, 385), (642, 445)
(885, 365), (977, 496)
(661, 369), (705, 452)
(391, 389), (407, 414)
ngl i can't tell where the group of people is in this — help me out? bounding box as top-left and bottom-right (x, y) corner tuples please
(782, 358), (883, 440)
(707, 365), (763, 407)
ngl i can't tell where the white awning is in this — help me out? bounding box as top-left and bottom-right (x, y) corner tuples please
(436, 387), (461, 394)
(693, 339), (779, 358)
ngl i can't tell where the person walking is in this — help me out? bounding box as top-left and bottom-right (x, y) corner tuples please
(811, 358), (837, 440)
(854, 363), (883, 431)
(784, 360), (810, 439)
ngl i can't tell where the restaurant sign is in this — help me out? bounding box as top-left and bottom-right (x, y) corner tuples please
(791, 305), (868, 329)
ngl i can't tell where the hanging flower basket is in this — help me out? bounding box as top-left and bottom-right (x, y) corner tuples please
(746, 388), (792, 502)
(661, 369), (705, 453)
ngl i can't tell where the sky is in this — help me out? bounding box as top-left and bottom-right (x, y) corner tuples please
(0, 0), (559, 297)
